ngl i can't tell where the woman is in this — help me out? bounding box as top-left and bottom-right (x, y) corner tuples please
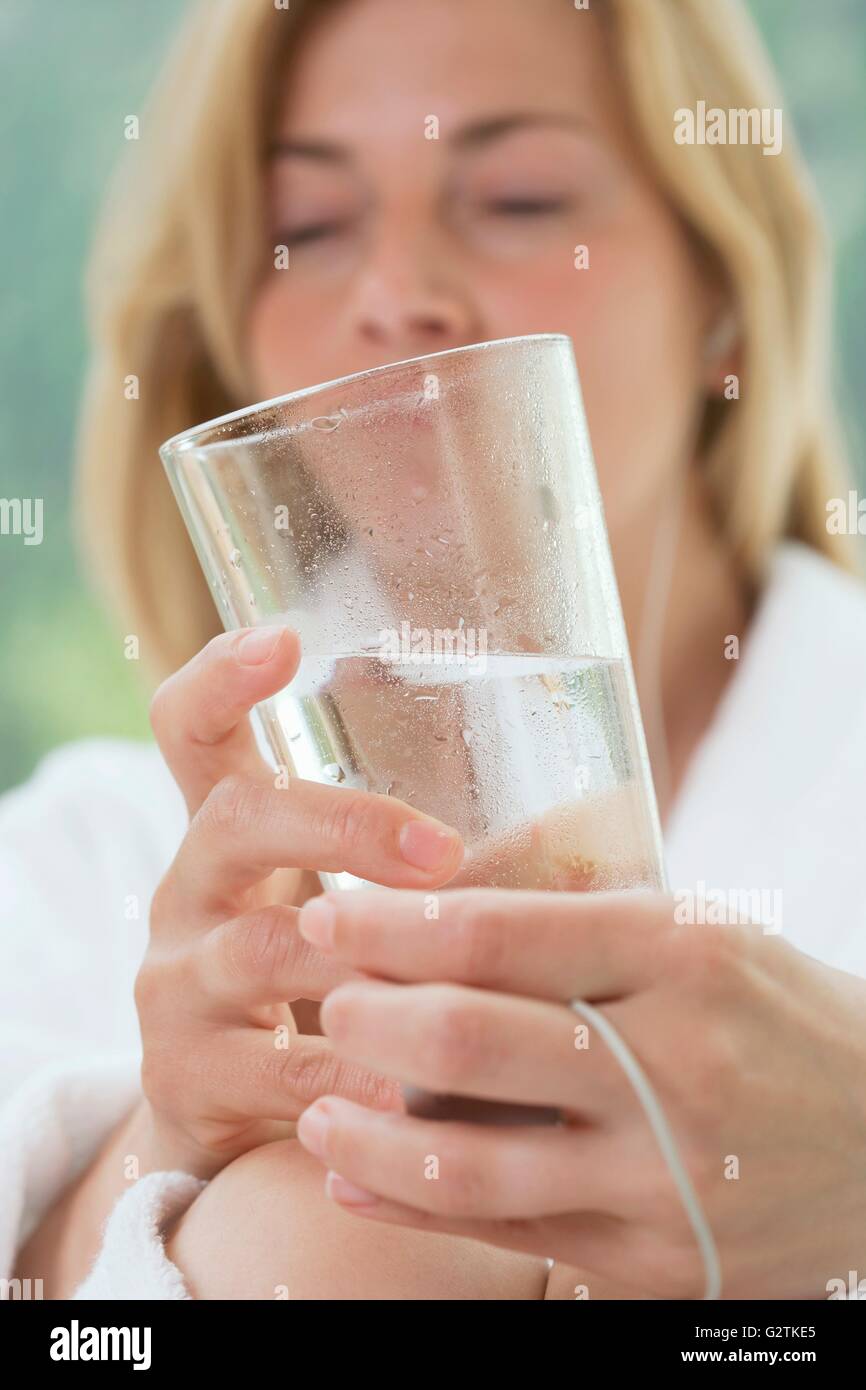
(4, 0), (865, 1299)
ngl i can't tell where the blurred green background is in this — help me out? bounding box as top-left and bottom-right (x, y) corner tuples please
(1, 0), (865, 792)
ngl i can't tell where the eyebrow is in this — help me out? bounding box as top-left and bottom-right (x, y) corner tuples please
(267, 111), (588, 163)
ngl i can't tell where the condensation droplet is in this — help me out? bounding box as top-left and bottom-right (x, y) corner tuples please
(461, 728), (474, 747)
(310, 410), (347, 432)
(229, 549), (242, 567)
(323, 763), (345, 782)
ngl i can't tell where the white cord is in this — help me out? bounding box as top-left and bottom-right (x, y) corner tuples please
(569, 997), (723, 1301)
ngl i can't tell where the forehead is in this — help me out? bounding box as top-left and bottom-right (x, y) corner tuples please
(272, 0), (621, 146)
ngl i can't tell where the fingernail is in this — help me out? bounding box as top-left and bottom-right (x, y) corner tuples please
(298, 897), (336, 951)
(237, 625), (284, 665)
(325, 1171), (378, 1207)
(296, 1103), (331, 1159)
(399, 819), (460, 871)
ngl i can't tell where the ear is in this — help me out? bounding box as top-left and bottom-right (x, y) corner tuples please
(702, 310), (740, 394)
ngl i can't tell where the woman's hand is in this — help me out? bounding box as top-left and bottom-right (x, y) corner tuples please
(137, 625), (464, 1178)
(292, 888), (866, 1299)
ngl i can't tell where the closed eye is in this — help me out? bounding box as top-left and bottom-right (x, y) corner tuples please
(485, 198), (571, 216)
(276, 199), (571, 247)
(277, 220), (350, 246)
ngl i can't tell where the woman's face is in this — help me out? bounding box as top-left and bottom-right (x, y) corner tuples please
(246, 0), (718, 534)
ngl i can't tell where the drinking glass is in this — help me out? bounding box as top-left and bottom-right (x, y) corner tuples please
(161, 335), (667, 902)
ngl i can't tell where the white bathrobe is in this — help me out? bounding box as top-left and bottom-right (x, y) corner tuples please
(1, 541), (865, 1299)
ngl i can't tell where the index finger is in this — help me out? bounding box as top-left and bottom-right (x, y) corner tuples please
(297, 887), (676, 1002)
(150, 625), (302, 814)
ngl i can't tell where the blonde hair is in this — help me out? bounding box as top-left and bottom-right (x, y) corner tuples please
(76, 0), (861, 682)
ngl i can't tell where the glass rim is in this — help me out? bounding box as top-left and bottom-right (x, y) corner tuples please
(159, 332), (571, 458)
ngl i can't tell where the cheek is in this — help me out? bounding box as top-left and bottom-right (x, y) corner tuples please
(467, 235), (707, 527)
(246, 281), (298, 400)
(565, 235), (708, 526)
(468, 247), (583, 338)
(245, 275), (344, 400)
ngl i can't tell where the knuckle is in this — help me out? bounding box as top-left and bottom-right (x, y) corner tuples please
(219, 906), (295, 990)
(266, 1044), (333, 1107)
(148, 674), (179, 743)
(133, 959), (159, 1019)
(314, 791), (375, 857)
(134, 947), (188, 1028)
(445, 893), (507, 984)
(420, 989), (487, 1089)
(348, 1062), (403, 1112)
(669, 923), (740, 1001)
(201, 774), (265, 836)
(430, 1139), (490, 1217)
(135, 951), (204, 1122)
(138, 1044), (168, 1110)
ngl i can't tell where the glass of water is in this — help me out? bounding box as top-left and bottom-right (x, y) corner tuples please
(160, 334), (666, 899)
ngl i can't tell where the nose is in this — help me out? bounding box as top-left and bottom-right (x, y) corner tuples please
(351, 219), (480, 359)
